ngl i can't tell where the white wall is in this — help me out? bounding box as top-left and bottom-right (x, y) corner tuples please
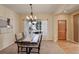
(53, 14), (72, 42)
(0, 5), (19, 50)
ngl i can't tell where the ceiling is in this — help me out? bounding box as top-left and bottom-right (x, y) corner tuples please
(2, 4), (79, 14)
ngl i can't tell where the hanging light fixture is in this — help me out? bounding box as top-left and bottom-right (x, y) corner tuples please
(26, 4), (37, 21)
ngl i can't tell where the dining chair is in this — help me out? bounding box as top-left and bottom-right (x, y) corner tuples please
(15, 34), (22, 53)
(29, 34), (42, 54)
(15, 32), (28, 53)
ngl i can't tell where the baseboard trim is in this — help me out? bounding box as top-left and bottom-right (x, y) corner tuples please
(67, 40), (79, 44)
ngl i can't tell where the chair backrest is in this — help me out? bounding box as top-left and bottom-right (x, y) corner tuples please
(38, 34), (42, 47)
(15, 34), (19, 46)
(15, 32), (24, 41)
(15, 34), (18, 41)
(15, 32), (25, 46)
(32, 34), (40, 43)
(22, 32), (25, 38)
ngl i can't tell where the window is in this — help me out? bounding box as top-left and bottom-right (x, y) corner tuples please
(41, 20), (48, 36)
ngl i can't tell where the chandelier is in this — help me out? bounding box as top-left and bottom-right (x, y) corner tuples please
(26, 4), (37, 20)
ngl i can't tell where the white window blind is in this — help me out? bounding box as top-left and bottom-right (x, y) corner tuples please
(41, 20), (48, 36)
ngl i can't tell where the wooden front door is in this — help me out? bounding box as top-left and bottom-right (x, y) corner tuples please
(58, 20), (66, 40)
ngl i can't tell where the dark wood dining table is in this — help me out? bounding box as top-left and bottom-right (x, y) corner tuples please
(15, 37), (38, 54)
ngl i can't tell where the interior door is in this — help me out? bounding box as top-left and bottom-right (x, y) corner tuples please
(73, 15), (79, 42)
(58, 20), (66, 40)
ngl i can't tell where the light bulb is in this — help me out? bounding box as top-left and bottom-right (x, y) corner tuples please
(30, 15), (32, 19)
(26, 16), (30, 19)
(34, 16), (37, 19)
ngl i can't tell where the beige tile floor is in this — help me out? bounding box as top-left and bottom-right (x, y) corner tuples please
(0, 40), (79, 54)
(58, 40), (79, 54)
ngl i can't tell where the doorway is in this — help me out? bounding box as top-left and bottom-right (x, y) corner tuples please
(58, 20), (67, 40)
(73, 14), (79, 42)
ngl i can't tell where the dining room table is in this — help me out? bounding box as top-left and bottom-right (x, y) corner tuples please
(15, 35), (39, 54)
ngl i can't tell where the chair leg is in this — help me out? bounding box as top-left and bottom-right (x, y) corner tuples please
(21, 47), (23, 53)
(18, 46), (19, 53)
(26, 48), (32, 54)
(38, 47), (40, 54)
(26, 48), (28, 54)
(28, 48), (32, 54)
